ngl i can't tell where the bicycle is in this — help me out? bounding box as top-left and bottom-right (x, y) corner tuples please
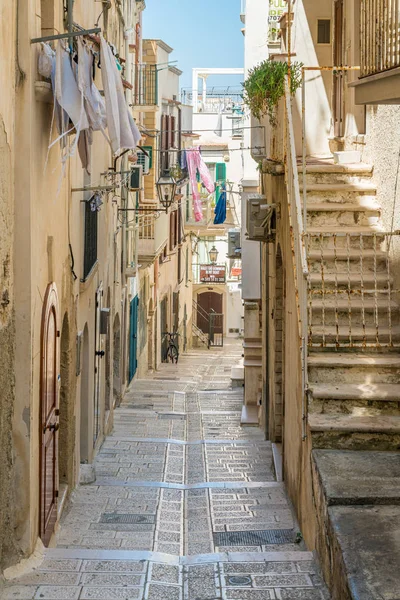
(163, 332), (180, 364)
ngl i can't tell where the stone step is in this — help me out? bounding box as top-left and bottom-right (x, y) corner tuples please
(309, 382), (400, 415)
(298, 162), (373, 175)
(309, 324), (400, 344)
(307, 200), (380, 212)
(308, 353), (400, 368)
(307, 248), (387, 261)
(312, 449), (400, 505)
(306, 226), (385, 249)
(307, 209), (380, 228)
(308, 352), (400, 383)
(310, 298), (398, 311)
(301, 182), (377, 193)
(309, 414), (400, 450)
(311, 382), (400, 401)
(309, 272), (391, 287)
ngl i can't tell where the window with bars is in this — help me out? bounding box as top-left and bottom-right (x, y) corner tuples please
(83, 201), (98, 280)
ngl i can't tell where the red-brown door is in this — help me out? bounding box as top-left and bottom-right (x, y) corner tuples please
(197, 292), (223, 334)
(333, 0), (344, 137)
(40, 283), (60, 546)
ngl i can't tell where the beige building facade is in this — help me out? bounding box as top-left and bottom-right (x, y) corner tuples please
(0, 0), (195, 575)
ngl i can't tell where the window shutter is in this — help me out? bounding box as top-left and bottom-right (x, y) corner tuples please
(216, 163), (226, 183)
(170, 116), (176, 149)
(161, 114), (168, 171)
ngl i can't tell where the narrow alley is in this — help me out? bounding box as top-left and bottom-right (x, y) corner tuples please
(1, 343), (328, 600)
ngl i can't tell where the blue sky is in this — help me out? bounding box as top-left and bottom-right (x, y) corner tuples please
(142, 0), (244, 92)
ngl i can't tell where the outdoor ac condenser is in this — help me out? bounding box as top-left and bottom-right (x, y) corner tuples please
(246, 194), (276, 242)
(136, 151), (150, 175)
(129, 165), (143, 190)
(228, 229), (241, 258)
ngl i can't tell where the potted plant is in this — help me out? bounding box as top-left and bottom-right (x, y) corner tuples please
(242, 59), (302, 126)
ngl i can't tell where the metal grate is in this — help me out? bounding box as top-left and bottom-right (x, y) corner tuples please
(100, 514), (156, 525)
(214, 529), (295, 546)
(158, 413), (186, 420)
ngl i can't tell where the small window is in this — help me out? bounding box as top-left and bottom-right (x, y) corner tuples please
(317, 19), (331, 44)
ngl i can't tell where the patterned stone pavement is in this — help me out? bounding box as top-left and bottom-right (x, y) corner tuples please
(1, 341), (329, 599)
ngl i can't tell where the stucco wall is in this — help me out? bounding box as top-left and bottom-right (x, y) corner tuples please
(264, 175), (317, 551)
(0, 0), (18, 571)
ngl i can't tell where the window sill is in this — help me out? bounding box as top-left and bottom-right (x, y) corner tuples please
(80, 261), (99, 293)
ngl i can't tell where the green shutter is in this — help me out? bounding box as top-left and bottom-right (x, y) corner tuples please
(216, 162), (226, 183)
(143, 146), (153, 169)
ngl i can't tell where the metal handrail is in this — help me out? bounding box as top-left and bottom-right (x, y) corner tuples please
(284, 77), (309, 440)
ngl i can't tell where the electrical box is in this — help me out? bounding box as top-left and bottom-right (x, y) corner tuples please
(129, 165), (143, 190)
(246, 194), (276, 242)
(228, 229), (241, 258)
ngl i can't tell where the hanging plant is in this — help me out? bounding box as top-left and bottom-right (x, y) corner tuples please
(242, 59), (303, 126)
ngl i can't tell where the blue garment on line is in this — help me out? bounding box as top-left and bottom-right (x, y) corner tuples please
(180, 150), (187, 170)
(214, 190), (227, 224)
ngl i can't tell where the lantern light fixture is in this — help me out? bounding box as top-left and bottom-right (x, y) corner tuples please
(209, 245), (218, 264)
(156, 169), (177, 212)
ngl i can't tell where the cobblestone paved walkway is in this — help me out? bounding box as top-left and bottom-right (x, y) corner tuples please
(1, 342), (329, 600)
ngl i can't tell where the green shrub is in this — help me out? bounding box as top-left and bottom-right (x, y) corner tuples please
(242, 59), (303, 125)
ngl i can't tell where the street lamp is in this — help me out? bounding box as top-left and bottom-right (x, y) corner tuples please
(209, 245), (218, 264)
(156, 169), (177, 212)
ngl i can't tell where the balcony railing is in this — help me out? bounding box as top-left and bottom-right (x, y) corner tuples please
(134, 64), (158, 106)
(360, 0), (400, 77)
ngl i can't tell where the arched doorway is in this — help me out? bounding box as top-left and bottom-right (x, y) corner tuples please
(59, 313), (71, 485)
(271, 246), (284, 443)
(148, 299), (155, 370)
(39, 283), (59, 546)
(105, 288), (111, 413)
(113, 314), (121, 407)
(80, 324), (90, 464)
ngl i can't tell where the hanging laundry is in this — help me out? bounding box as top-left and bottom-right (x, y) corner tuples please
(90, 192), (103, 212)
(214, 186), (227, 225)
(186, 147), (215, 222)
(77, 37), (106, 133)
(100, 35), (138, 155)
(180, 150), (187, 171)
(214, 104), (223, 137)
(54, 41), (89, 138)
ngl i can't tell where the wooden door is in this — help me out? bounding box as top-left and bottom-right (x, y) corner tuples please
(40, 283), (59, 546)
(197, 292), (223, 329)
(129, 296), (139, 381)
(160, 296), (168, 361)
(93, 285), (103, 445)
(333, 0), (344, 137)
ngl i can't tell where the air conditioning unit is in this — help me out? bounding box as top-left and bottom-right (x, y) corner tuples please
(129, 165), (143, 190)
(228, 229), (241, 258)
(136, 151), (150, 175)
(246, 194), (276, 242)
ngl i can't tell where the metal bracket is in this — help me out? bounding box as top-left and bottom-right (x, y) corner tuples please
(31, 27), (101, 44)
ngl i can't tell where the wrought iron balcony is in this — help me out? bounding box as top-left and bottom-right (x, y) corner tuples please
(133, 64), (158, 107)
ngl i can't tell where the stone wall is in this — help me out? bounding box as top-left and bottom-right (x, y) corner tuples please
(0, 117), (17, 570)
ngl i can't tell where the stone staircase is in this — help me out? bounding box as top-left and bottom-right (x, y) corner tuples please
(192, 322), (209, 347)
(302, 162), (400, 451)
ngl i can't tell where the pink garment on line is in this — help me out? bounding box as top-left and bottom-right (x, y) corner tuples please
(186, 147), (215, 222)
